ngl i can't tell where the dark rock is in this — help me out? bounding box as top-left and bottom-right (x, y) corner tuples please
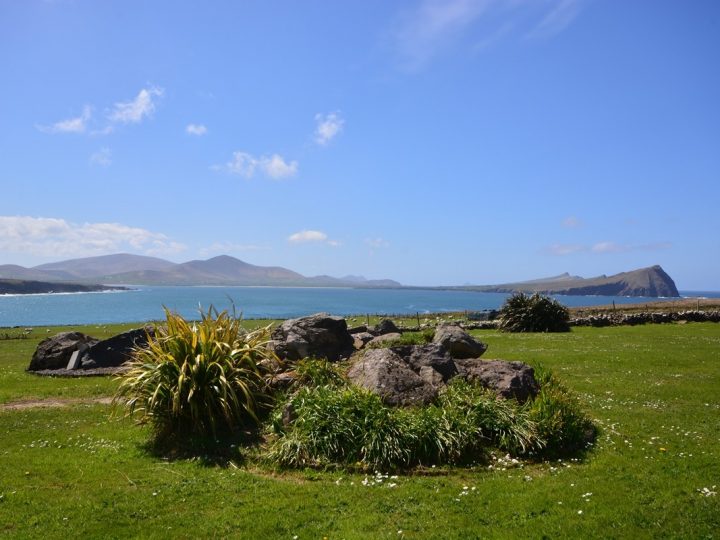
(82, 327), (154, 368)
(433, 324), (487, 359)
(28, 332), (99, 371)
(347, 325), (368, 335)
(347, 348), (439, 406)
(391, 343), (457, 382)
(371, 318), (400, 336)
(454, 359), (539, 402)
(270, 313), (354, 362)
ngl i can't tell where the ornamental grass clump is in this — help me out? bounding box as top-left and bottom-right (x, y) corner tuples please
(526, 366), (597, 457)
(268, 379), (547, 470)
(498, 292), (571, 333)
(114, 307), (277, 443)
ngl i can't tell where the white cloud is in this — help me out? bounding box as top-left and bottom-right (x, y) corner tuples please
(315, 112), (344, 145)
(89, 147), (112, 167)
(288, 230), (328, 243)
(562, 216), (582, 228)
(365, 238), (390, 249)
(263, 154), (298, 179)
(0, 216), (186, 259)
(37, 105), (92, 134)
(108, 86), (164, 124)
(186, 123), (208, 136)
(287, 230), (341, 247)
(218, 151), (298, 179)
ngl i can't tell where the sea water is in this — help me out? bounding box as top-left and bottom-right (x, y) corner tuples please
(0, 285), (708, 327)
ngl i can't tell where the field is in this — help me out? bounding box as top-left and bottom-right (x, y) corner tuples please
(1, 322), (719, 538)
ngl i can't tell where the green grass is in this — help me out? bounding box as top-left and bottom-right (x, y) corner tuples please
(1, 322), (719, 538)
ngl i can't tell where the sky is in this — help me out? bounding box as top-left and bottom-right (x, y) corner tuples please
(1, 0), (719, 289)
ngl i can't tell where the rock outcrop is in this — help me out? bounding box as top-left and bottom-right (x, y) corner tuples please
(79, 327), (154, 369)
(28, 332), (99, 371)
(270, 313), (354, 362)
(347, 325), (538, 406)
(433, 324), (488, 359)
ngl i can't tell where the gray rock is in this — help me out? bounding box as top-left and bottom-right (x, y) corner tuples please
(371, 318), (400, 336)
(391, 343), (457, 382)
(433, 324), (487, 359)
(352, 332), (375, 349)
(454, 359), (539, 402)
(270, 312), (354, 362)
(28, 332), (99, 371)
(347, 325), (368, 335)
(82, 327), (154, 368)
(347, 348), (439, 406)
(367, 332), (402, 347)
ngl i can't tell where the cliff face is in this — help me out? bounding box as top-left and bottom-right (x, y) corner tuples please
(475, 265), (680, 298)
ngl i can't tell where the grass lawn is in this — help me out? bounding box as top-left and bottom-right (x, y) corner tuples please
(1, 322), (718, 538)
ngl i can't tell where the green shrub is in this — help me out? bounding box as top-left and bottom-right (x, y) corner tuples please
(268, 386), (415, 469)
(114, 307), (277, 443)
(498, 292), (571, 333)
(294, 358), (347, 388)
(525, 366), (596, 457)
(268, 379), (547, 470)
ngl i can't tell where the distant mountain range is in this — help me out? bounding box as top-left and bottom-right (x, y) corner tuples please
(0, 253), (402, 288)
(461, 265), (679, 298)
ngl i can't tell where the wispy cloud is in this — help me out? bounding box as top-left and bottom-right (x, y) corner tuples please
(288, 230), (340, 246)
(393, 0), (586, 70)
(37, 105), (92, 134)
(0, 216), (186, 259)
(546, 243), (586, 256)
(186, 123), (208, 136)
(199, 242), (270, 257)
(216, 151), (298, 179)
(108, 86), (164, 124)
(89, 147), (112, 167)
(315, 112), (344, 145)
(365, 237), (390, 249)
(526, 0), (583, 40)
(546, 241), (672, 256)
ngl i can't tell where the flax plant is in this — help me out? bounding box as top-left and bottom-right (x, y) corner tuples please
(114, 307), (278, 442)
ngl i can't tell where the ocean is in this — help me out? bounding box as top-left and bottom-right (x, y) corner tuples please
(1, 285), (715, 328)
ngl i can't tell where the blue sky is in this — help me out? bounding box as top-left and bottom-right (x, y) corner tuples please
(1, 0), (718, 289)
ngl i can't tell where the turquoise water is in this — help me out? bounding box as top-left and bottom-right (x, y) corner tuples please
(0, 285), (708, 327)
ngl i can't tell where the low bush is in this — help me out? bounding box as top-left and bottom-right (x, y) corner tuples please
(498, 292), (571, 333)
(526, 366), (597, 457)
(267, 378), (578, 470)
(113, 307), (277, 444)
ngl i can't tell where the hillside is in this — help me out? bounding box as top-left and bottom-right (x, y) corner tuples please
(0, 254), (402, 288)
(468, 265), (679, 298)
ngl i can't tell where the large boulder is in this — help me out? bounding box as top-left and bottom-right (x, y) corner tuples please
(454, 359), (539, 402)
(270, 313), (354, 362)
(391, 343), (457, 382)
(433, 324), (487, 359)
(28, 332), (99, 371)
(80, 327), (154, 369)
(347, 348), (439, 406)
